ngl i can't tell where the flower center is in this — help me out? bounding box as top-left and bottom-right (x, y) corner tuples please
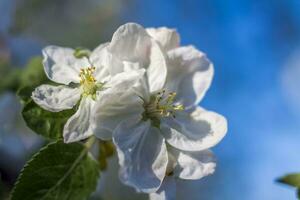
(143, 89), (184, 127)
(79, 67), (102, 99)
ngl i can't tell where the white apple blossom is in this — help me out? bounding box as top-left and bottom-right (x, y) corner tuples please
(149, 148), (216, 200)
(32, 43), (145, 143)
(93, 23), (227, 193)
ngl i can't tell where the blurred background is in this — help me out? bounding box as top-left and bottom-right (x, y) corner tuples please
(1, 0), (300, 199)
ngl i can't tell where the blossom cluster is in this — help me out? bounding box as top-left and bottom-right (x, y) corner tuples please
(31, 23), (227, 199)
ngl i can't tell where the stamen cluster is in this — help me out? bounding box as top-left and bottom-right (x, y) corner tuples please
(79, 67), (98, 97)
(79, 67), (96, 84)
(143, 89), (184, 127)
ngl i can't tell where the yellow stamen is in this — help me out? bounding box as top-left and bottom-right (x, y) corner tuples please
(79, 67), (98, 98)
(143, 90), (185, 127)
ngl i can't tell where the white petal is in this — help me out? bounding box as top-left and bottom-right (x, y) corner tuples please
(170, 148), (216, 180)
(161, 107), (227, 151)
(63, 97), (94, 143)
(132, 77), (151, 103)
(114, 118), (168, 193)
(109, 23), (167, 92)
(166, 46), (213, 108)
(93, 93), (144, 140)
(147, 41), (167, 93)
(90, 127), (113, 141)
(109, 23), (152, 64)
(90, 43), (113, 81)
(149, 176), (176, 200)
(42, 46), (90, 84)
(147, 27), (180, 51)
(32, 84), (80, 112)
(121, 47), (166, 96)
(92, 70), (146, 140)
(104, 69), (146, 90)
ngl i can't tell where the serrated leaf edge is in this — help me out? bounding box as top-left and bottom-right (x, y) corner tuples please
(10, 140), (99, 200)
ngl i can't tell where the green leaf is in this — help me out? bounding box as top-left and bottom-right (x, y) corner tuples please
(17, 86), (35, 105)
(22, 100), (76, 140)
(11, 140), (100, 200)
(18, 57), (75, 140)
(278, 173), (300, 188)
(18, 57), (77, 140)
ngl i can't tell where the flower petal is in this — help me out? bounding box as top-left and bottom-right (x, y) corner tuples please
(109, 23), (167, 92)
(166, 46), (213, 108)
(161, 107), (227, 151)
(42, 45), (90, 84)
(132, 76), (151, 103)
(170, 148), (216, 180)
(93, 94), (144, 140)
(109, 23), (152, 64)
(121, 42), (168, 93)
(31, 84), (80, 112)
(114, 118), (168, 193)
(104, 69), (146, 90)
(63, 97), (94, 143)
(146, 27), (180, 51)
(149, 176), (176, 200)
(147, 41), (167, 93)
(89, 43), (112, 81)
(92, 70), (146, 140)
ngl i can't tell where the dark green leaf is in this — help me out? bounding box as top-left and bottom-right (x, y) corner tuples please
(18, 57), (74, 140)
(278, 173), (300, 188)
(22, 100), (76, 140)
(17, 86), (35, 105)
(11, 140), (100, 200)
